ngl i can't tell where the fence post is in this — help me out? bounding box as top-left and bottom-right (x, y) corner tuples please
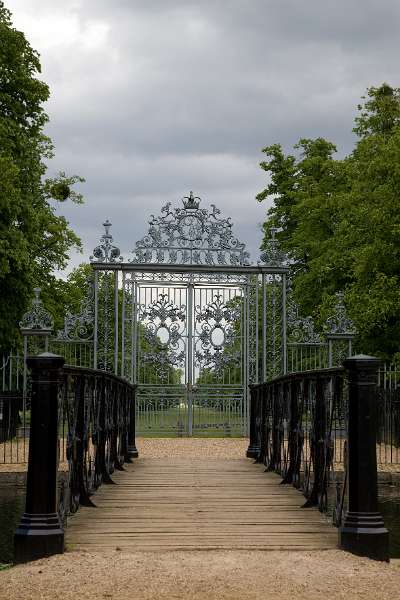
(127, 385), (138, 459)
(14, 353), (65, 563)
(339, 355), (389, 561)
(246, 385), (260, 458)
(282, 379), (298, 484)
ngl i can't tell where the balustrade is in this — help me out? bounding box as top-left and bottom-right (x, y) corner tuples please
(247, 355), (389, 561)
(14, 353), (137, 563)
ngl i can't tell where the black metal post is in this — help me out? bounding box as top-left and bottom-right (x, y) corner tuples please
(75, 373), (95, 506)
(98, 376), (115, 484)
(304, 377), (326, 507)
(14, 353), (65, 563)
(269, 382), (281, 471)
(127, 385), (138, 459)
(339, 355), (389, 561)
(282, 379), (298, 484)
(257, 384), (267, 464)
(246, 385), (260, 458)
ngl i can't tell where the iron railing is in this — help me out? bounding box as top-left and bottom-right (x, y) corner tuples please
(247, 357), (391, 560)
(58, 366), (137, 522)
(377, 364), (400, 465)
(0, 354), (26, 461)
(247, 358), (400, 527)
(14, 354), (138, 563)
(247, 367), (348, 525)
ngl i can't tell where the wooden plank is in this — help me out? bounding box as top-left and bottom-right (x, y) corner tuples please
(66, 457), (338, 551)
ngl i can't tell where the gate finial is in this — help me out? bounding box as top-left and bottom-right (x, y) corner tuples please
(325, 291), (355, 335)
(91, 219), (123, 263)
(19, 288), (54, 333)
(259, 227), (285, 267)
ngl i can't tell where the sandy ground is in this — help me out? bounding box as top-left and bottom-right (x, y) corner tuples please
(135, 437), (248, 459)
(1, 549), (399, 600)
(1, 436), (399, 470)
(1, 438), (399, 599)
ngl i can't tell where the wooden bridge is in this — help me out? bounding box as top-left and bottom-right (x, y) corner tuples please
(67, 453), (337, 552)
(13, 354), (390, 563)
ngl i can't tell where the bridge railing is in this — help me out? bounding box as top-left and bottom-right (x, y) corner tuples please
(247, 355), (390, 561)
(247, 366), (347, 515)
(14, 353), (138, 564)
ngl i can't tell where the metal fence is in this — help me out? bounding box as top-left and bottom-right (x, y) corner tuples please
(247, 360), (400, 530)
(377, 363), (400, 465)
(0, 354), (27, 462)
(2, 340), (400, 464)
(57, 365), (136, 523)
(13, 356), (137, 563)
(247, 367), (348, 525)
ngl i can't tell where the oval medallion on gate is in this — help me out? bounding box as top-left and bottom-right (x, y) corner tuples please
(157, 326), (170, 346)
(211, 326), (225, 348)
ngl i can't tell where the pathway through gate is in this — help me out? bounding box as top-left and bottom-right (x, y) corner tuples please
(66, 441), (337, 552)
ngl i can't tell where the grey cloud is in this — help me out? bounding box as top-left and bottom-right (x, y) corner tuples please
(5, 0), (400, 274)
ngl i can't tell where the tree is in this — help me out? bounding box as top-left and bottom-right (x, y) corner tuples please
(0, 3), (84, 353)
(257, 84), (400, 359)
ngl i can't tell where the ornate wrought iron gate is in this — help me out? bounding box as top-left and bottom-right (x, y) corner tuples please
(89, 193), (288, 436)
(123, 278), (250, 436)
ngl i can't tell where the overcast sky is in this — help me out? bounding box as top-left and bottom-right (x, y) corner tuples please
(6, 0), (400, 273)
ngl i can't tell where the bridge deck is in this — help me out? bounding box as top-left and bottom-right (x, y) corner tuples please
(66, 457), (338, 551)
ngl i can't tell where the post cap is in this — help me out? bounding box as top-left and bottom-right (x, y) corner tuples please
(343, 354), (381, 369)
(26, 353), (65, 370)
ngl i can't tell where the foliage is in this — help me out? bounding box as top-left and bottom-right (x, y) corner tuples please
(257, 84), (400, 359)
(0, 3), (84, 353)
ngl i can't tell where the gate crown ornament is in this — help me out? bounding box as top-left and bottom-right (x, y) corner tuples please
(130, 192), (251, 266)
(182, 191), (201, 210)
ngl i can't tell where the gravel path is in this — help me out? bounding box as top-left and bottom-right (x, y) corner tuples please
(1, 438), (399, 599)
(135, 437), (248, 459)
(1, 549), (399, 600)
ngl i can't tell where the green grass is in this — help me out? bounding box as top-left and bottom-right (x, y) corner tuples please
(136, 405), (247, 437)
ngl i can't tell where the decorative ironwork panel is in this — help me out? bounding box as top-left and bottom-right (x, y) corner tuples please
(55, 277), (95, 343)
(247, 276), (259, 386)
(121, 273), (136, 382)
(50, 276), (95, 368)
(192, 286), (247, 435)
(265, 274), (285, 380)
(19, 288), (53, 333)
(191, 385), (245, 436)
(136, 385), (187, 436)
(194, 289), (242, 384)
(131, 271), (249, 285)
(132, 282), (253, 435)
(130, 192), (251, 266)
(137, 287), (187, 385)
(96, 271), (117, 372)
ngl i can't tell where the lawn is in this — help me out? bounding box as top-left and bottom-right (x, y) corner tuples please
(136, 405), (247, 437)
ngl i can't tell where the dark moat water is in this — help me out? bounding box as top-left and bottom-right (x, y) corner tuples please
(0, 487), (400, 563)
(379, 488), (400, 558)
(0, 490), (24, 564)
